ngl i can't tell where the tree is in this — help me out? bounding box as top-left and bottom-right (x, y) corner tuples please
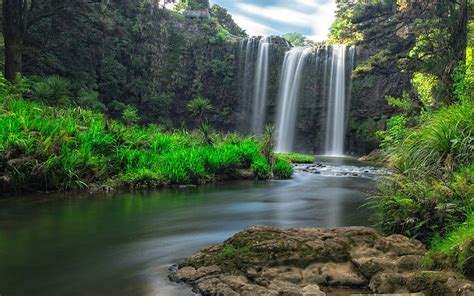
(210, 5), (246, 37)
(281, 33), (312, 47)
(2, 0), (101, 81)
(2, 0), (31, 81)
(187, 96), (213, 125)
(176, 0), (209, 10)
(402, 0), (469, 104)
(122, 105), (140, 126)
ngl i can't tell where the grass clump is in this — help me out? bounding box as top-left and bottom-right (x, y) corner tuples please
(275, 153), (314, 164)
(272, 159), (293, 179)
(424, 211), (474, 278)
(251, 157), (271, 180)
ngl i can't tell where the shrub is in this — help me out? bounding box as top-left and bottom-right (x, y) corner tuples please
(261, 124), (275, 164)
(375, 115), (409, 151)
(272, 160), (293, 179)
(31, 76), (71, 106)
(234, 139), (261, 169)
(122, 105), (140, 126)
(205, 145), (241, 175)
(187, 96), (213, 124)
(369, 174), (473, 244)
(251, 157), (271, 180)
(370, 100), (474, 245)
(77, 89), (107, 113)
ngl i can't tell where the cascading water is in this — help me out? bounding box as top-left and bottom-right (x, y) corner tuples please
(237, 37), (271, 135)
(324, 45), (355, 156)
(250, 37), (270, 135)
(238, 38), (257, 124)
(275, 47), (311, 153)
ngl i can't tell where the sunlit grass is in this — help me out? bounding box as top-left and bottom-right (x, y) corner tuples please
(275, 153), (314, 164)
(0, 95), (274, 193)
(423, 210), (474, 276)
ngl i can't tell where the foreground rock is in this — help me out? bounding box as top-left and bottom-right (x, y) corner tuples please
(169, 226), (473, 296)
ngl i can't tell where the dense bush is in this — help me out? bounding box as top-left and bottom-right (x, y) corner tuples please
(0, 76), (273, 194)
(251, 157), (271, 180)
(394, 101), (473, 176)
(369, 101), (474, 245)
(31, 76), (71, 106)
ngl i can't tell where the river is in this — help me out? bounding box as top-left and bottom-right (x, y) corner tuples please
(0, 157), (381, 296)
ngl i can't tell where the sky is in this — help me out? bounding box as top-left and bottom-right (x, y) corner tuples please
(209, 0), (337, 41)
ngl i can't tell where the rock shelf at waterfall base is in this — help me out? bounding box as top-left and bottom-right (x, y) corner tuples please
(169, 226), (474, 296)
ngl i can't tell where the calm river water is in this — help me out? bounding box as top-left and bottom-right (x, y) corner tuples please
(0, 157), (380, 296)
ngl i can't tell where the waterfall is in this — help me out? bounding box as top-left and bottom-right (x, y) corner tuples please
(239, 38), (257, 123)
(251, 37), (270, 135)
(324, 45), (355, 156)
(275, 47), (311, 153)
(237, 37), (271, 135)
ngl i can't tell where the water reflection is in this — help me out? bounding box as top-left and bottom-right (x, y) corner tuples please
(0, 157), (378, 296)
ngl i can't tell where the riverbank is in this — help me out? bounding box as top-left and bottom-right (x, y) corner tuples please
(170, 226), (474, 296)
(0, 88), (296, 195)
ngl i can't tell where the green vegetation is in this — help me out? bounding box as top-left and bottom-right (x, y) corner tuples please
(272, 160), (293, 179)
(275, 153), (314, 164)
(370, 98), (473, 242)
(250, 157), (271, 180)
(369, 5), (474, 278)
(187, 96), (213, 125)
(1, 0), (244, 130)
(0, 75), (291, 194)
(424, 211), (474, 277)
(281, 33), (313, 47)
(176, 0), (210, 10)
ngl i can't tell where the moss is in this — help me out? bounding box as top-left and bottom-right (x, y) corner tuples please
(275, 153), (314, 164)
(414, 271), (459, 296)
(424, 212), (474, 278)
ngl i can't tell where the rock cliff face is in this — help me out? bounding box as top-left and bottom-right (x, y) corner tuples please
(170, 226), (474, 296)
(345, 2), (416, 155)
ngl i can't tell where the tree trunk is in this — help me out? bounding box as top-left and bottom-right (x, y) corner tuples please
(455, 0), (468, 63)
(3, 0), (30, 81)
(4, 38), (23, 81)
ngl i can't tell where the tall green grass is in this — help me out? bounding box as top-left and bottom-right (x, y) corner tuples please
(369, 101), (474, 245)
(275, 153), (314, 164)
(394, 101), (474, 177)
(0, 87), (275, 193)
(424, 210), (474, 277)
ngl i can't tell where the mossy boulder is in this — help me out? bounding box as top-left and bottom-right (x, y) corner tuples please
(167, 226), (472, 295)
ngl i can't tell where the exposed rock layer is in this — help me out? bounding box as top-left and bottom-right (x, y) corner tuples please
(170, 226), (474, 296)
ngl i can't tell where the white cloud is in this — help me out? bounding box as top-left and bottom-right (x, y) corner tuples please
(210, 0), (337, 42)
(309, 1), (337, 41)
(237, 3), (314, 28)
(295, 0), (321, 9)
(232, 14), (277, 37)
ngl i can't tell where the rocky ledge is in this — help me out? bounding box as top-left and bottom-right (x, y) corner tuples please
(169, 226), (473, 296)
